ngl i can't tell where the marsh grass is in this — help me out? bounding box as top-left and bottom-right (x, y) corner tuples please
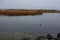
(0, 32), (33, 40)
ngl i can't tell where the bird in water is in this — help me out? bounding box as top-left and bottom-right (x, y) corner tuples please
(40, 24), (42, 26)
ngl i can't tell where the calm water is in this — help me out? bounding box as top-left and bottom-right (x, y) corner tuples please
(0, 13), (60, 37)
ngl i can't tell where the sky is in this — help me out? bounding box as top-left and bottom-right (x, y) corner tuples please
(0, 0), (60, 10)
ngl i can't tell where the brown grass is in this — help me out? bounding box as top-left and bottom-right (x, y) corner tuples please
(0, 9), (60, 16)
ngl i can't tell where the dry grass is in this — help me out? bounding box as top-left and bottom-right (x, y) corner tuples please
(0, 9), (60, 16)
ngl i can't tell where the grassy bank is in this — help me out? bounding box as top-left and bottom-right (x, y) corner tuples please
(0, 32), (57, 40)
(0, 9), (60, 16)
(0, 32), (33, 40)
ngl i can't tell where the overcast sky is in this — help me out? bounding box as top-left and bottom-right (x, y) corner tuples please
(0, 0), (60, 10)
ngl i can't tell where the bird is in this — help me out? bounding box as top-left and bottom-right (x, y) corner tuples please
(40, 24), (42, 26)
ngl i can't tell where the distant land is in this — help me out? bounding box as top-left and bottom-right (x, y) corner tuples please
(0, 9), (60, 16)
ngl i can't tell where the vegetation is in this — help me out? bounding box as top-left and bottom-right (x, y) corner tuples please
(0, 32), (32, 40)
(0, 9), (60, 16)
(0, 32), (60, 40)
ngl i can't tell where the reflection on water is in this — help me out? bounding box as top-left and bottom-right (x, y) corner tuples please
(0, 13), (60, 37)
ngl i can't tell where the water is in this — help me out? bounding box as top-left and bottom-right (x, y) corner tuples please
(0, 13), (60, 37)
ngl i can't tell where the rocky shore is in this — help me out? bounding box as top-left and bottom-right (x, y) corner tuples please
(0, 9), (60, 16)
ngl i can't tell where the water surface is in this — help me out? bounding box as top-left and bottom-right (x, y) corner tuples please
(0, 13), (60, 37)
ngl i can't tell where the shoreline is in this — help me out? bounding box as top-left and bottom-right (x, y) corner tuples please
(0, 9), (60, 16)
